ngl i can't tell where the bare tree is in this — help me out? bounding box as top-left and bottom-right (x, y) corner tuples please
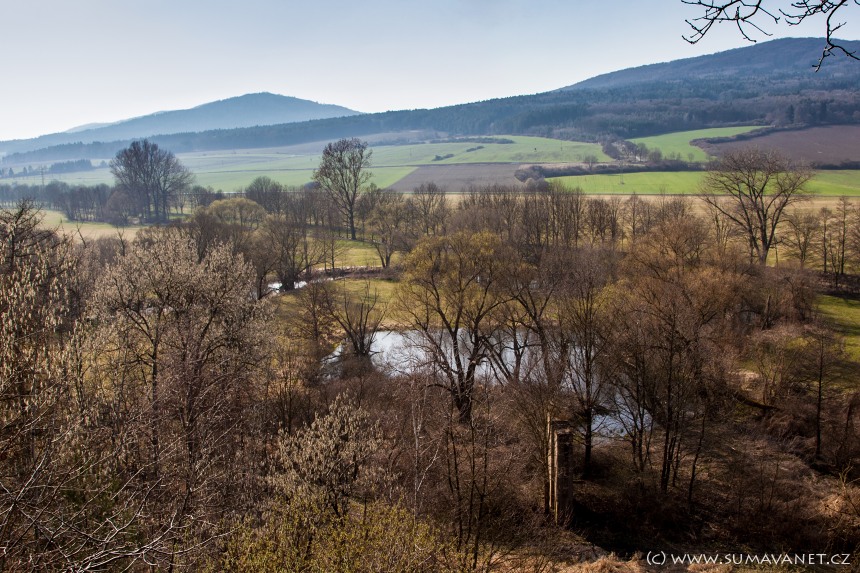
(0, 204), (77, 569)
(783, 208), (820, 267)
(323, 281), (387, 367)
(92, 232), (270, 568)
(559, 248), (615, 477)
(261, 193), (325, 292)
(313, 138), (373, 241)
(608, 214), (739, 493)
(700, 147), (812, 265)
(0, 203), (188, 570)
(804, 321), (842, 460)
(504, 250), (571, 513)
(411, 182), (449, 236)
(110, 139), (193, 223)
(397, 232), (516, 423)
(682, 0), (860, 67)
(366, 189), (408, 268)
(245, 175), (287, 214)
(829, 197), (853, 283)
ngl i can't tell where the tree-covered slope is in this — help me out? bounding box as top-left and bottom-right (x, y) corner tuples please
(561, 37), (860, 90)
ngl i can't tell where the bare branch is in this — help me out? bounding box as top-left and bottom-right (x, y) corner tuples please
(682, 0), (779, 44)
(682, 0), (860, 68)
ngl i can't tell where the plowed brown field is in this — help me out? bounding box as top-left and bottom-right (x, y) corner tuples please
(698, 125), (860, 164)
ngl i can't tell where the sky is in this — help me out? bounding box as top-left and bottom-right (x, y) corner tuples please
(1, 0), (855, 141)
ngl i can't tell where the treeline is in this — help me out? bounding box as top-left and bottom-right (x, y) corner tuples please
(46, 158), (95, 174)
(0, 180), (226, 225)
(0, 159), (97, 179)
(516, 159), (704, 181)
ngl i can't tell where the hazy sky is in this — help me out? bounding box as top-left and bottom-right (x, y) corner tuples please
(1, 0), (853, 141)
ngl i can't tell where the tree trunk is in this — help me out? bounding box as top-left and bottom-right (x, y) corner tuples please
(583, 408), (593, 479)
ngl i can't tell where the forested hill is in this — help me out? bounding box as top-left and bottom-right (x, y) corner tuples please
(561, 37), (860, 90)
(5, 38), (860, 163)
(0, 93), (359, 155)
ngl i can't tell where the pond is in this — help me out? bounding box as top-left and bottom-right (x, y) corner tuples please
(326, 329), (520, 380)
(325, 328), (636, 439)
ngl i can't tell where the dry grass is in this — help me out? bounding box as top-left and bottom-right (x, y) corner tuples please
(272, 276), (401, 325)
(38, 209), (142, 241)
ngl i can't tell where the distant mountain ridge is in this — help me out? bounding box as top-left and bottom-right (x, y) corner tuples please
(0, 93), (360, 155)
(560, 37), (860, 91)
(64, 122), (118, 133)
(4, 38), (860, 164)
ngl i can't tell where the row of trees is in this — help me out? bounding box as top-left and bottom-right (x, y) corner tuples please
(164, 144), (860, 292)
(0, 180), (228, 225)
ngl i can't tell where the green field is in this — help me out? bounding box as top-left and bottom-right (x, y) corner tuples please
(18, 136), (607, 192)
(192, 165), (416, 191)
(807, 170), (860, 196)
(630, 126), (761, 162)
(10, 168), (114, 187)
(817, 294), (860, 369)
(15, 131), (858, 197)
(550, 169), (860, 196)
(549, 171), (706, 194)
(370, 136), (609, 166)
(27, 165), (860, 199)
(183, 136), (607, 190)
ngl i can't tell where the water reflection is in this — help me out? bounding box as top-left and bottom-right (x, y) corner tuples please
(326, 329), (636, 439)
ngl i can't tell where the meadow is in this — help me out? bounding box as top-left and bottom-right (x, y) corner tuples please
(370, 136), (608, 166)
(13, 136), (607, 192)
(817, 294), (860, 363)
(12, 130), (859, 199)
(16, 156), (416, 192)
(549, 169), (860, 196)
(274, 276), (402, 327)
(549, 171), (705, 194)
(38, 209), (144, 239)
(630, 125), (761, 161)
